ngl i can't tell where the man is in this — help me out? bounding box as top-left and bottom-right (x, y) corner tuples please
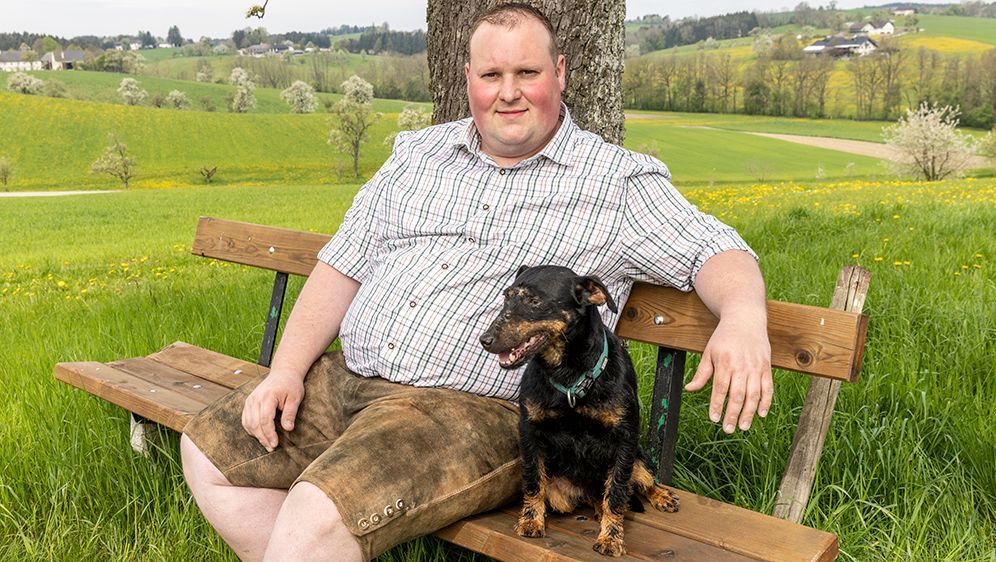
(180, 4), (772, 561)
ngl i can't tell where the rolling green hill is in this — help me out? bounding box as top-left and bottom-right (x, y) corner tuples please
(0, 70), (424, 114)
(0, 92), (400, 190)
(0, 92), (899, 192)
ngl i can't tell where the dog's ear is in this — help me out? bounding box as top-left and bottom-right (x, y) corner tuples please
(574, 276), (617, 313)
(516, 264), (530, 278)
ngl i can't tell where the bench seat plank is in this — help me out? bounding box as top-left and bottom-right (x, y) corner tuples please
(630, 493), (838, 562)
(109, 357), (234, 406)
(54, 361), (203, 432)
(147, 341), (263, 389)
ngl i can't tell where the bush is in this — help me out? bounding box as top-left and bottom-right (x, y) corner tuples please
(117, 77), (147, 106)
(7, 72), (44, 95)
(280, 80), (318, 113)
(165, 90), (191, 110)
(882, 103), (977, 181)
(43, 79), (67, 98)
(200, 97), (217, 112)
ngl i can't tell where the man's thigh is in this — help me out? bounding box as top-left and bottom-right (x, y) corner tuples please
(295, 374), (521, 560)
(184, 352), (522, 560)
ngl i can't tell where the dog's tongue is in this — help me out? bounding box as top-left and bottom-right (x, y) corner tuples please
(498, 351), (512, 364)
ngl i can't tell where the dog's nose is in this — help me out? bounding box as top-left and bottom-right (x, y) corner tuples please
(479, 333), (494, 348)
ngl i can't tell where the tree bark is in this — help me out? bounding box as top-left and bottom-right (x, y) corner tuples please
(427, 0), (625, 145)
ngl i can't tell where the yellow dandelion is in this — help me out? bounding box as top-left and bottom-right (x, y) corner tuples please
(893, 261), (903, 266)
(56, 280), (67, 288)
(893, 214), (900, 219)
(875, 257), (884, 262)
(961, 265), (969, 270)
(852, 253), (860, 259)
(976, 253), (984, 259)
(903, 261), (911, 266)
(973, 264), (981, 269)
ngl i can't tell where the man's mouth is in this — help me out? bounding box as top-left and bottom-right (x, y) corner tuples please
(497, 108), (527, 118)
(497, 333), (548, 368)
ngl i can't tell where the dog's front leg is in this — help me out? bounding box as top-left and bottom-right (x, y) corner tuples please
(594, 437), (637, 556)
(515, 418), (548, 538)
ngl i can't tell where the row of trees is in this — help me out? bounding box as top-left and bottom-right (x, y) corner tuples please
(337, 30), (427, 55)
(623, 46), (996, 126)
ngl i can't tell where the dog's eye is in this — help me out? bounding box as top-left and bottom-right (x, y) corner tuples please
(528, 297), (542, 307)
(503, 310), (512, 320)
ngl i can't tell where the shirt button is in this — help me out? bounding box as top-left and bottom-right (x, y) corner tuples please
(468, 237), (476, 243)
(387, 342), (395, 350)
(482, 204), (490, 211)
(441, 263), (449, 270)
(499, 169), (506, 176)
(409, 300), (416, 308)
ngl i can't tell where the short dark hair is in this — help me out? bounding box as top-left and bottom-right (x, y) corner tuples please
(468, 2), (559, 60)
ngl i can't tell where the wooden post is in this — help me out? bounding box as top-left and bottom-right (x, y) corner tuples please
(773, 266), (871, 522)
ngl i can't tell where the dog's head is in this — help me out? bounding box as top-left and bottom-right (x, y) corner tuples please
(480, 265), (617, 369)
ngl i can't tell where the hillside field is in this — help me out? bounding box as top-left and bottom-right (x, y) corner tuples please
(0, 92), (923, 192)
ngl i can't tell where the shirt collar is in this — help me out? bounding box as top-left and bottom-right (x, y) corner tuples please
(451, 102), (576, 168)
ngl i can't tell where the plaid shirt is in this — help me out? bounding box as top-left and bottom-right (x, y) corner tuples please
(318, 105), (756, 400)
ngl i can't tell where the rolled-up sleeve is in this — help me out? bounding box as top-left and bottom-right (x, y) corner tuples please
(621, 167), (757, 292)
(317, 132), (412, 282)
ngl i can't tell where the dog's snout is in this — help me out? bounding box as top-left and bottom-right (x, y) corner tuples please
(480, 333), (495, 348)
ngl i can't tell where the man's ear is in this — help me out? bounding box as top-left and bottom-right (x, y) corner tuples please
(574, 276), (617, 313)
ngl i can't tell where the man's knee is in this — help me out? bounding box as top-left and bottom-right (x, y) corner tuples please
(180, 433), (231, 489)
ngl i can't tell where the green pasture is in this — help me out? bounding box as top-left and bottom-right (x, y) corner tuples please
(1, 177), (993, 560)
(0, 92), (906, 192)
(915, 15), (996, 46)
(0, 70), (422, 115)
(0, 92), (412, 191)
(627, 111), (894, 142)
(624, 119), (885, 183)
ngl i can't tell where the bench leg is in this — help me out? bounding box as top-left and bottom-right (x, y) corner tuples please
(130, 413), (154, 456)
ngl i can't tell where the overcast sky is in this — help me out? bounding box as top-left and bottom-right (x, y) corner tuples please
(6, 1), (951, 40)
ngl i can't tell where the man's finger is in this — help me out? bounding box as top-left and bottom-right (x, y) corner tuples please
(709, 367), (730, 424)
(720, 372), (744, 434)
(685, 353), (714, 392)
(737, 374), (761, 431)
(280, 395), (301, 431)
(759, 370), (774, 418)
(256, 396), (278, 451)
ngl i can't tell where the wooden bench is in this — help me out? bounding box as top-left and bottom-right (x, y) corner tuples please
(55, 216), (870, 561)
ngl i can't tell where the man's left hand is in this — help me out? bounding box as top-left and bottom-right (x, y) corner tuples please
(684, 315), (772, 433)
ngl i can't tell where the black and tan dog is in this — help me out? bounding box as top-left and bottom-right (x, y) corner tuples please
(480, 265), (679, 557)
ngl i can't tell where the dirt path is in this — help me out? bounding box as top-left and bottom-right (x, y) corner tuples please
(0, 190), (119, 198)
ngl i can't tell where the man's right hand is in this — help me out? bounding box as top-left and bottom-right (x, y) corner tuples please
(241, 371), (305, 452)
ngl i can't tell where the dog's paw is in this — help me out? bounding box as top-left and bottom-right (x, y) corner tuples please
(648, 485), (680, 513)
(593, 535), (626, 557)
(515, 517), (546, 538)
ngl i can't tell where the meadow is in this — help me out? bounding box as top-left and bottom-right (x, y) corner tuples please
(0, 90), (906, 192)
(1, 169), (994, 560)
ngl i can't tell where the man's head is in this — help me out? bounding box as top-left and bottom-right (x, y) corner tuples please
(465, 3), (566, 167)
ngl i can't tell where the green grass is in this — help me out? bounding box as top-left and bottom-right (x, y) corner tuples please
(0, 91), (424, 191)
(0, 70), (423, 115)
(915, 15), (996, 46)
(1, 177), (993, 560)
(0, 92), (909, 193)
(624, 116), (886, 183)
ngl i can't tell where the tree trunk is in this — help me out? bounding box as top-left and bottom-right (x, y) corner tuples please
(427, 0), (625, 145)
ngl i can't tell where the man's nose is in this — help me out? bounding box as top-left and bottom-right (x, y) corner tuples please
(499, 76), (520, 102)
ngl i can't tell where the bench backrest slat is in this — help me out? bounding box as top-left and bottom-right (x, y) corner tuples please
(617, 283), (867, 383)
(192, 217), (867, 383)
(192, 217), (326, 276)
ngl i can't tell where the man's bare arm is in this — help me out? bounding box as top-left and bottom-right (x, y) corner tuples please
(242, 261), (361, 450)
(684, 250), (773, 433)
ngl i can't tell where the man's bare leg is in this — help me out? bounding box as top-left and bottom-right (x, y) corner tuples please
(180, 434), (287, 561)
(263, 482), (363, 562)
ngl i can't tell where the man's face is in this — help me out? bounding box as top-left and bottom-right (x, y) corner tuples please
(465, 18), (566, 166)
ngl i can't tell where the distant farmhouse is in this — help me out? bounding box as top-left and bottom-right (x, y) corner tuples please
(804, 36), (879, 57)
(846, 20), (895, 35)
(240, 40), (297, 57)
(893, 9), (916, 16)
(0, 50), (86, 72)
